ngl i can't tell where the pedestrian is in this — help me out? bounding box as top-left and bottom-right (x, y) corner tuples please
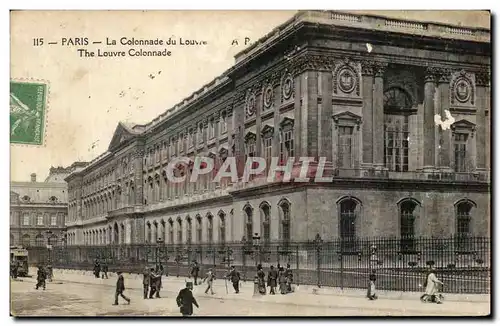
(190, 261), (200, 286)
(267, 265), (278, 295)
(93, 260), (101, 279)
(101, 261), (108, 279)
(46, 263), (53, 282)
(176, 281), (199, 316)
(226, 265), (241, 293)
(203, 268), (216, 295)
(278, 266), (287, 295)
(35, 264), (46, 290)
(423, 266), (444, 304)
(285, 263), (294, 293)
(257, 264), (266, 295)
(113, 271), (131, 305)
(366, 273), (378, 300)
(142, 266), (150, 299)
(154, 265), (163, 298)
(149, 268), (159, 299)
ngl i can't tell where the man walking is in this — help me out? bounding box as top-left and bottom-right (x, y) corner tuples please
(226, 265), (240, 294)
(285, 263), (294, 293)
(203, 268), (216, 295)
(101, 261), (109, 279)
(93, 260), (101, 279)
(176, 281), (199, 316)
(142, 266), (150, 299)
(113, 271), (131, 305)
(35, 264), (46, 290)
(267, 265), (278, 295)
(190, 261), (200, 286)
(154, 265), (163, 298)
(149, 268), (159, 299)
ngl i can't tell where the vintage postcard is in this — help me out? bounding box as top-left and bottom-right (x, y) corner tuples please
(9, 10), (491, 317)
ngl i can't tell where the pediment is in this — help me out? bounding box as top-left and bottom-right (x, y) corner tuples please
(108, 122), (138, 151)
(451, 119), (476, 131)
(261, 124), (274, 137)
(244, 131), (256, 142)
(332, 111), (362, 125)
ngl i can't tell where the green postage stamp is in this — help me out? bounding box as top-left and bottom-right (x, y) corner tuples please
(10, 80), (48, 145)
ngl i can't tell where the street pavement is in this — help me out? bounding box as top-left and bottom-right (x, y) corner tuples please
(9, 268), (491, 317)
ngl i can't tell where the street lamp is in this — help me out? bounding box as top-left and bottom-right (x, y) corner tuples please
(252, 233), (261, 266)
(45, 230), (54, 282)
(156, 237), (166, 275)
(313, 233), (323, 288)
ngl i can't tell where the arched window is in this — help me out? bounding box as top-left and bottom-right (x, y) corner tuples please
(456, 200), (475, 251)
(279, 199), (291, 244)
(399, 199), (420, 252)
(113, 223), (119, 244)
(120, 223), (125, 244)
(186, 217), (192, 244)
(338, 197), (360, 250)
(218, 211), (226, 245)
(196, 215), (202, 243)
(35, 234), (44, 247)
(152, 221), (158, 243)
(260, 202), (271, 245)
(159, 220), (165, 243)
(207, 214), (214, 244)
(168, 219), (174, 244)
(177, 218), (183, 244)
(146, 222), (152, 244)
(383, 87), (414, 172)
(244, 205), (253, 244)
(22, 234), (30, 248)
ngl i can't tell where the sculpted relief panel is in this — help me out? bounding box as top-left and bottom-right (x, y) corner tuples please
(450, 70), (475, 108)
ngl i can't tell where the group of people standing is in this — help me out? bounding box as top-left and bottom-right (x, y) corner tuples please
(256, 263), (294, 295)
(143, 264), (165, 299)
(93, 260), (109, 279)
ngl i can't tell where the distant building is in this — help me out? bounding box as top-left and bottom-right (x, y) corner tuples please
(65, 11), (490, 251)
(10, 162), (87, 248)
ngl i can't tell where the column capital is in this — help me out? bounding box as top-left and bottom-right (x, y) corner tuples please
(361, 60), (374, 76)
(373, 62), (388, 78)
(424, 66), (439, 83)
(436, 68), (452, 84)
(476, 70), (490, 87)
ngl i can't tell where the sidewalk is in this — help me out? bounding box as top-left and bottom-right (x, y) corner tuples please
(28, 267), (491, 304)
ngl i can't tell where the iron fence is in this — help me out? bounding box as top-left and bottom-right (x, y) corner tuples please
(26, 236), (490, 294)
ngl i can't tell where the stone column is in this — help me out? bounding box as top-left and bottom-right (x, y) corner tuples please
(361, 61), (374, 168)
(372, 63), (387, 169)
(306, 71), (319, 159)
(475, 70), (490, 171)
(423, 67), (437, 170)
(437, 70), (451, 170)
(133, 147), (145, 205)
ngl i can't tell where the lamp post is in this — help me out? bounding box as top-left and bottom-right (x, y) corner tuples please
(241, 236), (247, 281)
(156, 237), (167, 276)
(252, 233), (261, 266)
(314, 233), (323, 288)
(45, 230), (53, 282)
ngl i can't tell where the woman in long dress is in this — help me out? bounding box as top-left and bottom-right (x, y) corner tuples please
(424, 267), (444, 303)
(278, 267), (287, 295)
(257, 264), (266, 295)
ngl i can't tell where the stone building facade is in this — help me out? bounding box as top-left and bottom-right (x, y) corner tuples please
(65, 11), (491, 251)
(10, 163), (87, 247)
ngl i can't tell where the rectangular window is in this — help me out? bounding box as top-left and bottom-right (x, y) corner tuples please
(263, 137), (272, 167)
(179, 134), (184, 153)
(23, 214), (29, 226)
(198, 124), (204, 144)
(384, 115), (409, 172)
(51, 215), (57, 226)
(209, 120), (215, 139)
(454, 133), (468, 172)
(245, 141), (256, 161)
(220, 115), (227, 134)
(37, 216), (43, 226)
(280, 129), (294, 162)
(338, 126), (354, 168)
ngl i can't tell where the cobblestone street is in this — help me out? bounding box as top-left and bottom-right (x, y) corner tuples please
(9, 270), (491, 317)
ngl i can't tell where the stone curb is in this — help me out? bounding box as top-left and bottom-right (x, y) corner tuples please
(29, 267), (490, 304)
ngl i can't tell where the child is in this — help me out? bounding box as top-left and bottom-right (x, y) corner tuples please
(367, 273), (377, 300)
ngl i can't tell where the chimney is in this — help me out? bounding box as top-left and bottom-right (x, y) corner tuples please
(30, 173), (36, 182)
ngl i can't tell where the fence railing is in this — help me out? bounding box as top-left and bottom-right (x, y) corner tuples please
(26, 236), (490, 294)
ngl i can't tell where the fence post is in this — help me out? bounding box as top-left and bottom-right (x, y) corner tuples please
(295, 245), (299, 286)
(314, 234), (323, 288)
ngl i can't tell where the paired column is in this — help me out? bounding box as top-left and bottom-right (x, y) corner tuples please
(475, 70), (490, 171)
(361, 62), (374, 168)
(423, 67), (437, 170)
(437, 70), (451, 170)
(372, 63), (387, 169)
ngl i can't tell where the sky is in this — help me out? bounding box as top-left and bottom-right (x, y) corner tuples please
(10, 10), (490, 182)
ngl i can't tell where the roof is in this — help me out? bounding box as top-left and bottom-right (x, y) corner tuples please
(11, 182), (68, 205)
